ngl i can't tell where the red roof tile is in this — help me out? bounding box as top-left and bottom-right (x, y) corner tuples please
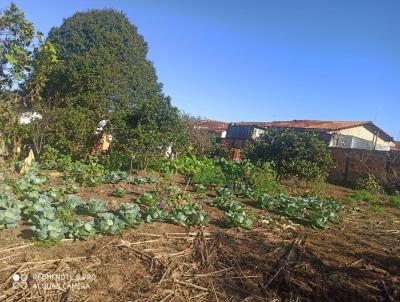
(235, 120), (370, 131)
(193, 119), (229, 132)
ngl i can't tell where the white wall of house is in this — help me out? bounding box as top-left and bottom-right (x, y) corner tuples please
(221, 130), (227, 138)
(251, 128), (266, 140)
(328, 125), (394, 150)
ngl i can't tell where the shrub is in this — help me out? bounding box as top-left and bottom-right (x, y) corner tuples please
(245, 129), (333, 181)
(39, 145), (60, 169)
(67, 157), (105, 187)
(100, 150), (131, 171)
(192, 161), (225, 187)
(251, 167), (287, 198)
(216, 159), (257, 190)
(356, 174), (383, 194)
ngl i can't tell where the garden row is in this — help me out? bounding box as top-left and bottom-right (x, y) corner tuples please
(0, 157), (343, 244)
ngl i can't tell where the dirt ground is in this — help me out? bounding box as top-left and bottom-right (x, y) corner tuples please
(0, 175), (399, 302)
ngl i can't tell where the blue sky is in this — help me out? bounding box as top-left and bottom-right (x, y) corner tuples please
(2, 0), (399, 139)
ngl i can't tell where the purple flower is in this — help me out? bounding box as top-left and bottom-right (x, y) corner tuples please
(159, 201), (165, 209)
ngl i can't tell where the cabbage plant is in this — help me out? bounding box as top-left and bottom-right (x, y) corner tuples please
(94, 213), (125, 234)
(0, 207), (21, 229)
(68, 220), (96, 240)
(117, 203), (142, 227)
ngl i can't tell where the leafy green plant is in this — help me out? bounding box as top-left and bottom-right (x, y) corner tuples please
(94, 213), (125, 234)
(111, 188), (130, 198)
(213, 187), (234, 209)
(64, 195), (82, 209)
(67, 220), (96, 240)
(55, 201), (77, 224)
(245, 129), (333, 181)
(76, 199), (108, 216)
(239, 185), (255, 198)
(24, 170), (48, 185)
(13, 178), (39, 196)
(388, 195), (400, 208)
(0, 207), (21, 229)
(24, 197), (56, 224)
(193, 184), (207, 193)
(142, 206), (166, 223)
(251, 168), (287, 198)
(104, 170), (129, 184)
(192, 160), (225, 187)
(31, 219), (68, 241)
(217, 159), (257, 190)
(56, 154), (73, 172)
(45, 187), (64, 203)
(137, 192), (157, 206)
(69, 158), (105, 187)
(169, 204), (209, 227)
(133, 176), (157, 185)
(65, 181), (79, 194)
(226, 210), (254, 229)
(356, 174), (383, 194)
(0, 191), (17, 209)
(117, 203), (142, 227)
(224, 201), (245, 212)
(348, 190), (376, 203)
(261, 194), (342, 228)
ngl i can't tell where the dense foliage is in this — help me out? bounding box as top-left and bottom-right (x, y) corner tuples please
(245, 129), (333, 181)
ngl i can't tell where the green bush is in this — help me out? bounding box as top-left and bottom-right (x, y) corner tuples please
(69, 157), (105, 187)
(356, 174), (383, 194)
(100, 150), (131, 171)
(245, 129), (333, 181)
(251, 168), (287, 198)
(192, 162), (225, 187)
(216, 159), (257, 189)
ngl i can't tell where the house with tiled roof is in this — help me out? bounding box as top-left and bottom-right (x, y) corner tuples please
(224, 120), (395, 151)
(192, 119), (230, 139)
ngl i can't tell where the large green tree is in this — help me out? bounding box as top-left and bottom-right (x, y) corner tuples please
(43, 9), (183, 158)
(0, 3), (57, 158)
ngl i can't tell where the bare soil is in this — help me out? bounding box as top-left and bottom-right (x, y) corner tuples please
(0, 175), (399, 302)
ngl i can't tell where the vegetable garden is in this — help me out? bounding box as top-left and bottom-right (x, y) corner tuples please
(0, 156), (345, 245)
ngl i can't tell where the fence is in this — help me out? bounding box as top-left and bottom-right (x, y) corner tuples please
(329, 147), (400, 190)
